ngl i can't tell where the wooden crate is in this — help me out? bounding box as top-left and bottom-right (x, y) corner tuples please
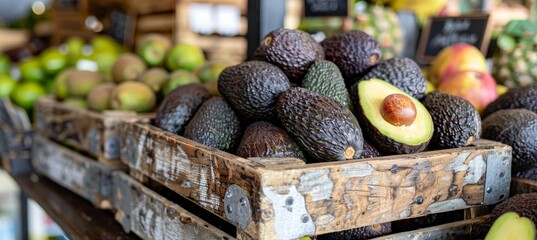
(0, 99), (33, 175)
(34, 97), (154, 167)
(119, 121), (512, 240)
(113, 171), (234, 240)
(510, 177), (537, 195)
(32, 135), (124, 209)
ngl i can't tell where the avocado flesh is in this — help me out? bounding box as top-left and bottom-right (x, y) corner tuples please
(485, 212), (535, 240)
(357, 78), (433, 154)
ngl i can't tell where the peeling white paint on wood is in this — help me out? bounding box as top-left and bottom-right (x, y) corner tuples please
(464, 155), (486, 185)
(198, 166), (220, 210)
(427, 198), (468, 214)
(315, 214), (335, 225)
(341, 163), (374, 178)
(298, 169), (333, 201)
(444, 152), (471, 172)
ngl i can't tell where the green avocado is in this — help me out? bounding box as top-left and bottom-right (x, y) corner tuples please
(317, 223), (391, 240)
(218, 61), (290, 121)
(184, 97), (242, 152)
(235, 121), (305, 161)
(276, 87), (363, 162)
(302, 59), (351, 109)
(259, 28), (324, 82)
(358, 57), (427, 99)
(481, 109), (537, 176)
(321, 30), (381, 84)
(354, 78), (433, 154)
(485, 212), (535, 240)
(483, 86), (537, 118)
(491, 193), (537, 225)
(155, 83), (212, 135)
(423, 91), (481, 149)
(111, 53), (147, 83)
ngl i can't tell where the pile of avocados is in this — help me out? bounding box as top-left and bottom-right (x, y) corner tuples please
(153, 28), (537, 239)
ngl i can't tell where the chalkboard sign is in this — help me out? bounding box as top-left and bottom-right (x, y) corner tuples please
(108, 9), (131, 45)
(304, 0), (349, 17)
(416, 14), (491, 63)
(57, 0), (79, 9)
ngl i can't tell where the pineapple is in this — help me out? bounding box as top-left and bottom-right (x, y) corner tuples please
(352, 3), (403, 60)
(492, 20), (537, 88)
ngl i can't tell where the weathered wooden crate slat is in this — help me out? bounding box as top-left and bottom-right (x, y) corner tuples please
(32, 135), (124, 209)
(35, 97), (153, 166)
(0, 98), (34, 175)
(510, 177), (537, 195)
(372, 215), (491, 240)
(113, 171), (235, 240)
(120, 122), (512, 240)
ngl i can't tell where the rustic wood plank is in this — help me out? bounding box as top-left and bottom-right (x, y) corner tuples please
(12, 174), (139, 240)
(120, 122), (512, 240)
(371, 215), (491, 240)
(113, 171), (236, 240)
(32, 135), (125, 209)
(0, 123), (33, 175)
(510, 177), (537, 195)
(34, 97), (153, 166)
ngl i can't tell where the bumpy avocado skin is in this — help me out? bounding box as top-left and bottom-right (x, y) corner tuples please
(218, 61), (290, 121)
(155, 83), (212, 135)
(483, 86), (537, 118)
(359, 57), (426, 99)
(321, 30), (381, 84)
(491, 193), (537, 223)
(481, 109), (537, 175)
(184, 97), (242, 152)
(317, 223), (391, 240)
(259, 28), (323, 81)
(423, 91), (481, 149)
(360, 141), (382, 159)
(236, 121), (305, 161)
(302, 59), (351, 109)
(276, 87), (363, 162)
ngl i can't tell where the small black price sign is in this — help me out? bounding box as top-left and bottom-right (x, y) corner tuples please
(416, 14), (491, 63)
(304, 0), (349, 17)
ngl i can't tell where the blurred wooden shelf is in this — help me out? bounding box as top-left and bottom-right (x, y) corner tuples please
(11, 173), (139, 240)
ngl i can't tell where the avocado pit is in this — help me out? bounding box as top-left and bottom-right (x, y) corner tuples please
(380, 93), (417, 126)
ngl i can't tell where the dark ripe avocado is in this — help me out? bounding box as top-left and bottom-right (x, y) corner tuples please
(302, 59), (351, 109)
(481, 109), (537, 174)
(354, 79), (433, 154)
(317, 223), (391, 240)
(321, 30), (381, 84)
(358, 57), (427, 99)
(483, 86), (537, 118)
(485, 212), (536, 240)
(260, 28), (323, 81)
(360, 141), (382, 159)
(184, 97), (242, 152)
(423, 91), (481, 149)
(515, 167), (537, 181)
(155, 83), (212, 135)
(235, 121), (305, 161)
(491, 193), (537, 224)
(218, 61), (290, 121)
(276, 87), (363, 162)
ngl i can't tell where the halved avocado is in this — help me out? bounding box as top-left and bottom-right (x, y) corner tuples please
(355, 78), (433, 154)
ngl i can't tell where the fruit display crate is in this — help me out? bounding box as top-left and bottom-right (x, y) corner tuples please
(119, 121), (513, 240)
(32, 134), (124, 209)
(113, 169), (489, 240)
(0, 98), (34, 175)
(34, 97), (154, 167)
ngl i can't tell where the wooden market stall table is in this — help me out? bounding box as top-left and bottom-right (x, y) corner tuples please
(11, 173), (139, 240)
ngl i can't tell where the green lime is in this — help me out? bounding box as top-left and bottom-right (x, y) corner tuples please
(20, 58), (45, 82)
(64, 36), (85, 65)
(40, 48), (68, 76)
(0, 55), (11, 75)
(0, 74), (16, 98)
(194, 61), (231, 84)
(163, 70), (200, 95)
(10, 81), (47, 110)
(92, 35), (121, 53)
(166, 44), (205, 71)
(89, 50), (119, 73)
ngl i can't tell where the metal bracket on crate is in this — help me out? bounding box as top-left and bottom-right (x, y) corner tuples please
(224, 184), (251, 230)
(483, 149), (512, 205)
